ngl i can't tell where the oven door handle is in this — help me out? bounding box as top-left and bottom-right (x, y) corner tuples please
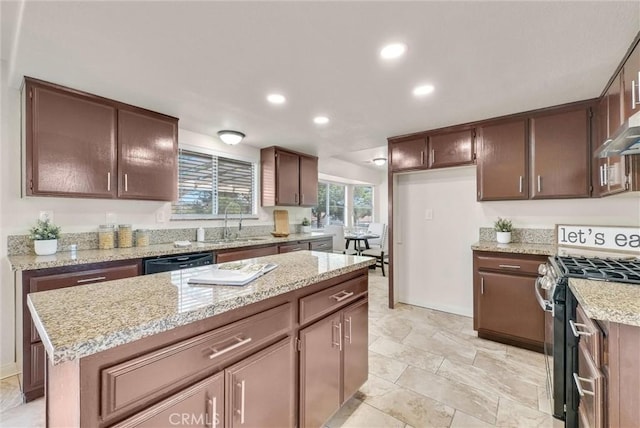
(535, 277), (553, 313)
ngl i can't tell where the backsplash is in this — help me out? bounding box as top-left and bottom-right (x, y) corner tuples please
(479, 227), (555, 244)
(7, 224), (304, 256)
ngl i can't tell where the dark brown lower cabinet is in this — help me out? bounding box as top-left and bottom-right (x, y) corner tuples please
(473, 251), (546, 352)
(112, 373), (224, 428)
(225, 338), (295, 428)
(216, 245), (279, 263)
(278, 241), (310, 253)
(300, 298), (368, 428)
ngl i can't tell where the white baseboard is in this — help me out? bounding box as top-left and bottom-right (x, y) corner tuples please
(0, 362), (19, 379)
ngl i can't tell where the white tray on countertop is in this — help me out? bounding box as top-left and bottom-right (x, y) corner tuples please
(187, 262), (278, 286)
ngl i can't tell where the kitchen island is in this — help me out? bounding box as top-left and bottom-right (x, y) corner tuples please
(28, 251), (374, 428)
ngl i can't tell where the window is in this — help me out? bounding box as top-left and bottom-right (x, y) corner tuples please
(172, 148), (257, 219)
(353, 185), (373, 226)
(312, 182), (345, 227)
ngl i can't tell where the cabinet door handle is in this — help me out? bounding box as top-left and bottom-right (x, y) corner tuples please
(573, 373), (595, 397)
(330, 290), (354, 302)
(603, 165), (608, 185)
(498, 264), (521, 269)
(124, 173), (128, 192)
(569, 320), (594, 337)
(420, 151), (424, 165)
(332, 322), (342, 350)
(236, 380), (246, 424)
(208, 397), (217, 428)
(519, 176), (523, 193)
(345, 316), (352, 344)
(481, 276), (484, 295)
(537, 175), (542, 193)
(208, 337), (252, 359)
(599, 165), (604, 187)
(632, 80), (637, 109)
(77, 276), (106, 284)
(431, 149), (435, 165)
(107, 172), (111, 191)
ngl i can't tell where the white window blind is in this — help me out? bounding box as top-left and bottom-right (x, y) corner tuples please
(172, 149), (257, 219)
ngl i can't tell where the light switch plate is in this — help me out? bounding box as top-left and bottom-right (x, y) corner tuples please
(39, 211), (53, 222)
(156, 211), (165, 223)
(105, 212), (117, 224)
(425, 209), (433, 220)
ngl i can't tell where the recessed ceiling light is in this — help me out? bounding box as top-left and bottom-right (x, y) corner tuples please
(267, 93), (286, 104)
(413, 84), (435, 96)
(313, 116), (329, 125)
(380, 43), (407, 60)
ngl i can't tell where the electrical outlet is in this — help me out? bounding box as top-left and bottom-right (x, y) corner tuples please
(156, 210), (165, 223)
(425, 209), (433, 220)
(39, 211), (53, 222)
(106, 212), (117, 224)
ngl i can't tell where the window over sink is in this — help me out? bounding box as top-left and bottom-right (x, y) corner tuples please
(171, 147), (258, 219)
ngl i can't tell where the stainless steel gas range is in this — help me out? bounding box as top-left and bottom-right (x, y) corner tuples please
(536, 225), (640, 426)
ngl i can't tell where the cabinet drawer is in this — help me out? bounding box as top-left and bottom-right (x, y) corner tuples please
(101, 303), (292, 420)
(300, 275), (367, 325)
(574, 341), (604, 428)
(216, 245), (278, 263)
(310, 239), (332, 252)
(475, 253), (544, 275)
(572, 304), (602, 367)
(279, 242), (309, 253)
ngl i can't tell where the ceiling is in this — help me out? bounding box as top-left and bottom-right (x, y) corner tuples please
(2, 1), (639, 170)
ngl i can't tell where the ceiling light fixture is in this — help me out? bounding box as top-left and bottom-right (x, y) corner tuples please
(380, 43), (407, 59)
(413, 84), (435, 96)
(267, 93), (286, 104)
(372, 158), (387, 166)
(313, 116), (329, 125)
(217, 130), (245, 145)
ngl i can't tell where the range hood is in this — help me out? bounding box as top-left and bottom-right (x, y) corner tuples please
(595, 110), (640, 158)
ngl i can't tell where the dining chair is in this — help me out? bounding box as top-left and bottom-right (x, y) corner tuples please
(324, 225), (358, 255)
(360, 223), (389, 276)
(365, 222), (385, 247)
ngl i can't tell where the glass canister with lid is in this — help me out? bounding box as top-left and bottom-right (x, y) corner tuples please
(136, 229), (150, 247)
(118, 224), (133, 248)
(98, 225), (115, 249)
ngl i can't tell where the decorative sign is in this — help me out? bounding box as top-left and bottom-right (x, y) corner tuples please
(556, 225), (640, 252)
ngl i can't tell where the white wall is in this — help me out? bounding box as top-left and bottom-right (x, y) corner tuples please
(395, 166), (640, 317)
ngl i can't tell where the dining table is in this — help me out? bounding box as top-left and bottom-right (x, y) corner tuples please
(344, 232), (380, 253)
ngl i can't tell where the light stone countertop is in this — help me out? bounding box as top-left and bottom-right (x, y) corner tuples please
(471, 241), (556, 256)
(569, 278), (640, 327)
(27, 251), (375, 365)
(8, 232), (333, 271)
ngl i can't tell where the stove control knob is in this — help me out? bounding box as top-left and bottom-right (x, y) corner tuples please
(538, 264), (548, 276)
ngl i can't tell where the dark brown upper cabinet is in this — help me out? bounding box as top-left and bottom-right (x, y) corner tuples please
(261, 146), (318, 207)
(529, 107), (591, 199)
(428, 129), (475, 169)
(23, 77), (178, 201)
(390, 137), (426, 172)
(598, 73), (628, 197)
(623, 39), (640, 121)
(477, 119), (528, 201)
(117, 108), (177, 201)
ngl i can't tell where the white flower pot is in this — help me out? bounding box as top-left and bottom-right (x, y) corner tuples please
(301, 226), (311, 233)
(34, 239), (58, 255)
(496, 232), (512, 244)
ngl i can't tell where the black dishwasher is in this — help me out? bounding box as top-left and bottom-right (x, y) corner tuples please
(143, 252), (214, 274)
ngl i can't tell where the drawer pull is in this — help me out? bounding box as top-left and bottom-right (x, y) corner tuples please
(330, 290), (354, 302)
(77, 276), (107, 284)
(573, 373), (595, 397)
(498, 264), (521, 269)
(208, 337), (252, 360)
(569, 320), (594, 338)
(208, 397), (217, 428)
(236, 380), (246, 424)
(176, 257), (190, 261)
(345, 317), (352, 344)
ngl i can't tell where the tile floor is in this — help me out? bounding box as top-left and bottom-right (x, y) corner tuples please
(0, 269), (563, 427)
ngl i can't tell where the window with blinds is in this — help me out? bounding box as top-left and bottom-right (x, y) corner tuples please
(172, 149), (257, 219)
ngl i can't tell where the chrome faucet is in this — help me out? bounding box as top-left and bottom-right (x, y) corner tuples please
(223, 201), (243, 240)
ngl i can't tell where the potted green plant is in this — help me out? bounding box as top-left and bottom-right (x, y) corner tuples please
(494, 217), (513, 244)
(30, 219), (61, 255)
(301, 217), (312, 233)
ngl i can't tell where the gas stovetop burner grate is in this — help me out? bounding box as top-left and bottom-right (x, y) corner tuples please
(556, 256), (640, 284)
